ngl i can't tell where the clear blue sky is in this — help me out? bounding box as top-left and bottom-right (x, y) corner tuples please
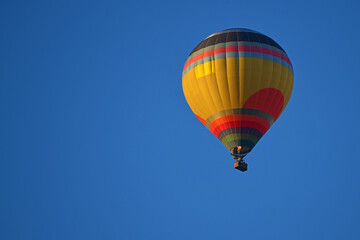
(1, 0), (360, 239)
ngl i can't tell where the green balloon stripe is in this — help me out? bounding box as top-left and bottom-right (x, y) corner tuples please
(221, 133), (260, 146)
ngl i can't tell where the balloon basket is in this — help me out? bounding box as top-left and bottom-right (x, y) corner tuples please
(234, 161), (248, 172)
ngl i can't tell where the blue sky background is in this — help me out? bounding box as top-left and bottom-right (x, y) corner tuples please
(1, 0), (360, 239)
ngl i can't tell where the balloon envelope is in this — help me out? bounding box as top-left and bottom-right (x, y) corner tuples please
(182, 28), (293, 155)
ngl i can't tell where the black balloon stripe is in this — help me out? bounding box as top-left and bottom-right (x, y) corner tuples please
(190, 30), (285, 56)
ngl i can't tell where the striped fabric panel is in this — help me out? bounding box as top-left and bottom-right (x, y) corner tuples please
(185, 41), (290, 69)
(209, 116), (270, 136)
(183, 29), (292, 78)
(205, 108), (274, 128)
(183, 42), (292, 67)
(205, 108), (274, 152)
(183, 44), (293, 77)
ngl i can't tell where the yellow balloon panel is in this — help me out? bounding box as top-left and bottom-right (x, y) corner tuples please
(183, 57), (294, 121)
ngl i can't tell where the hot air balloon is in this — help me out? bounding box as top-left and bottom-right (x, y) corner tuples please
(182, 28), (293, 172)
